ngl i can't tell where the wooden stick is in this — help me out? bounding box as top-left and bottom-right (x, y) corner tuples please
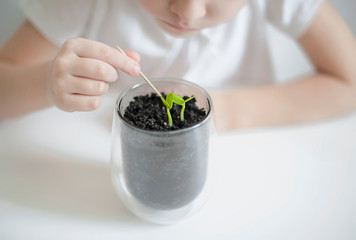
(116, 45), (163, 98)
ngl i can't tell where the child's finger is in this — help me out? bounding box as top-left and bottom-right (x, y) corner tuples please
(62, 76), (109, 96)
(62, 38), (140, 76)
(61, 94), (102, 112)
(70, 57), (118, 83)
(125, 50), (141, 63)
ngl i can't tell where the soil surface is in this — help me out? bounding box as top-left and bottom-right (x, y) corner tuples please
(122, 93), (207, 131)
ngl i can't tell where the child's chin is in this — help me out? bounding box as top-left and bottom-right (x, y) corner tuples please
(166, 30), (200, 38)
(158, 22), (200, 38)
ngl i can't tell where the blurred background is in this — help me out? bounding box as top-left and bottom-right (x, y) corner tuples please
(0, 0), (355, 82)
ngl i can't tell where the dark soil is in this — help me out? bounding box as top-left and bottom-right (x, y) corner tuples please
(122, 93), (207, 131)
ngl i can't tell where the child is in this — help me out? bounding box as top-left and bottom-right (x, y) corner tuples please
(0, 0), (355, 132)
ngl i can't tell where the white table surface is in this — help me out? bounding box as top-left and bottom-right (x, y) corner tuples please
(1, 97), (356, 240)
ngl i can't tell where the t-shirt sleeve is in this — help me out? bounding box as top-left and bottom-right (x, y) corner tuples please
(21, 0), (95, 46)
(266, 0), (324, 38)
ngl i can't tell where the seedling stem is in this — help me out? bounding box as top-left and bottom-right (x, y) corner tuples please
(161, 93), (194, 127)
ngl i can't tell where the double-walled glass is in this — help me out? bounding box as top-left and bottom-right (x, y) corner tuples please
(111, 78), (214, 224)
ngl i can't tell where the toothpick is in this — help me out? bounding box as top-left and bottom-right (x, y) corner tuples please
(116, 45), (163, 98)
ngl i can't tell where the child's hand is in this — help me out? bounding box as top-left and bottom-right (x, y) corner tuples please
(46, 38), (140, 112)
(209, 90), (240, 132)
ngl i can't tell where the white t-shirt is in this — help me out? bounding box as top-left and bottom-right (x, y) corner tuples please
(22, 0), (323, 93)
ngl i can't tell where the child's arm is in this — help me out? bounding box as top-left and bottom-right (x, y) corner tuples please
(0, 21), (141, 119)
(212, 1), (356, 131)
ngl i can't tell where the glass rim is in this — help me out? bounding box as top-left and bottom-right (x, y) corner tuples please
(115, 77), (213, 135)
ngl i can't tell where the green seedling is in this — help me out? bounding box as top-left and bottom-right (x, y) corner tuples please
(161, 93), (194, 126)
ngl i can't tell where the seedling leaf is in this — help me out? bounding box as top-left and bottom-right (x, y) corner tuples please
(184, 96), (194, 103)
(172, 94), (185, 105)
(166, 93), (174, 109)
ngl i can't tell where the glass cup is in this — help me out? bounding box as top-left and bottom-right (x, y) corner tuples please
(111, 78), (215, 224)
